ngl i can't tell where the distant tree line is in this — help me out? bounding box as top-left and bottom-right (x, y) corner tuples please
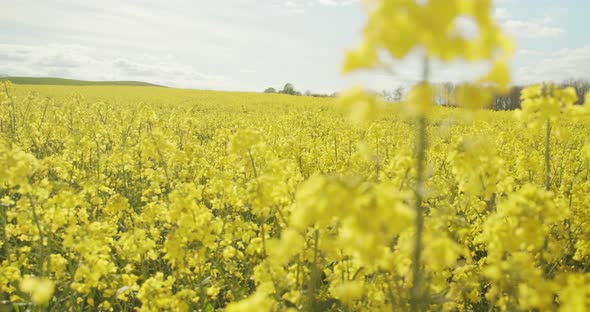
(264, 83), (335, 98)
(381, 86), (406, 102)
(382, 78), (590, 111)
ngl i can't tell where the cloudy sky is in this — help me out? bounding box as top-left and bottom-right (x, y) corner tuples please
(1, 0), (589, 93)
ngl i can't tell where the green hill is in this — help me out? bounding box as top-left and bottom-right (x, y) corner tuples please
(1, 76), (166, 87)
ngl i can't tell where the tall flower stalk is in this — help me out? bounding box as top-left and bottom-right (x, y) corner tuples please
(339, 1), (513, 310)
(410, 56), (430, 312)
(544, 119), (551, 191)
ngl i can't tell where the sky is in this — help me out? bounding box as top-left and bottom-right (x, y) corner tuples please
(1, 0), (589, 93)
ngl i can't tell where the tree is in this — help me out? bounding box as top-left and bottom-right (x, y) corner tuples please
(393, 86), (405, 102)
(381, 90), (394, 101)
(381, 86), (405, 102)
(281, 83), (296, 95)
(491, 86), (522, 110)
(561, 78), (590, 105)
(436, 82), (455, 106)
(264, 87), (277, 93)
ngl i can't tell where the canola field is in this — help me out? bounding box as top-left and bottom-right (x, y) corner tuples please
(1, 82), (590, 311)
(3, 1), (590, 311)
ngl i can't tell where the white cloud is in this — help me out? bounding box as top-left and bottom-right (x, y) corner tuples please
(0, 43), (226, 89)
(516, 48), (543, 57)
(494, 7), (563, 39)
(317, 0), (359, 6)
(341, 50), (494, 92)
(278, 0), (358, 12)
(494, 7), (512, 21)
(515, 46), (590, 84)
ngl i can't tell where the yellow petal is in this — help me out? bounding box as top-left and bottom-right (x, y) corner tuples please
(406, 83), (435, 117)
(480, 60), (510, 89)
(456, 83), (493, 110)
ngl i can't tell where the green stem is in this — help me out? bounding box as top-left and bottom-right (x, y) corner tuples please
(306, 229), (320, 310)
(247, 148), (265, 256)
(3, 82), (17, 138)
(410, 116), (427, 312)
(544, 119), (551, 191)
(410, 56), (430, 312)
(261, 221), (266, 256)
(29, 195), (49, 276)
(0, 193), (8, 262)
(248, 149), (257, 178)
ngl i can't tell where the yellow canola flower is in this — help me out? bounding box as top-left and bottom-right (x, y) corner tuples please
(423, 235), (462, 271)
(480, 60), (511, 90)
(225, 291), (274, 312)
(329, 280), (364, 306)
(267, 228), (304, 266)
(342, 40), (379, 74)
(344, 0), (512, 70)
(19, 276), (55, 305)
(229, 129), (262, 154)
(519, 83), (579, 123)
(223, 246), (238, 261)
(558, 274), (590, 312)
(337, 86), (383, 124)
(136, 272), (176, 312)
(521, 84), (543, 98)
(554, 86), (578, 105)
(342, 0), (513, 115)
(405, 83), (435, 117)
(455, 83), (494, 110)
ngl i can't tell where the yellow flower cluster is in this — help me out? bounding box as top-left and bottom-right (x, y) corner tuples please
(342, 0), (512, 118)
